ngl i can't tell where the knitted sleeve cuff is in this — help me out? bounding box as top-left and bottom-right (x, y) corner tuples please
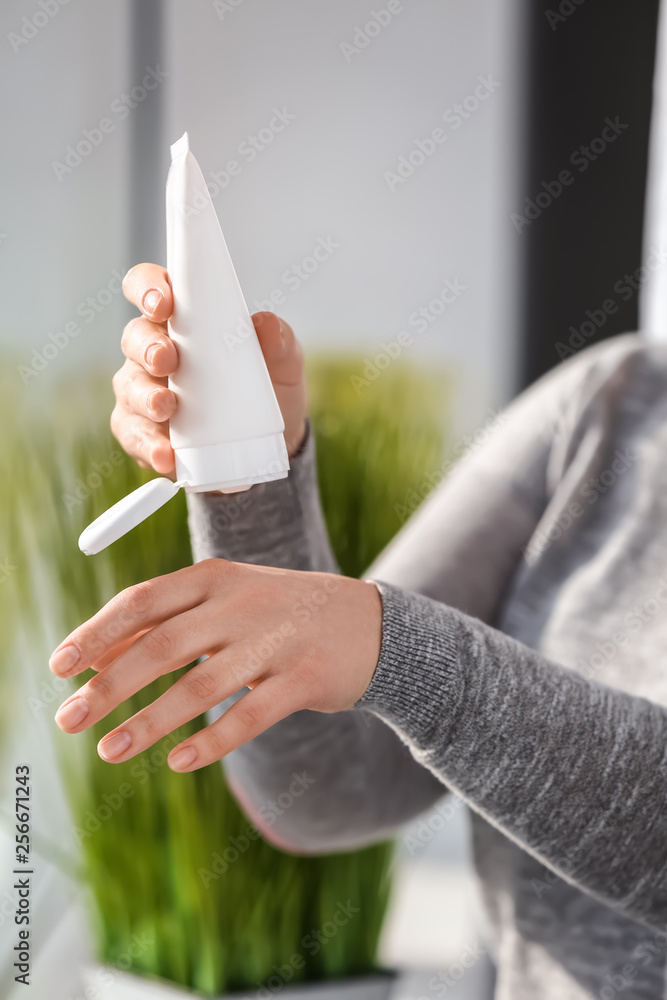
(186, 422), (338, 573)
(356, 580), (465, 749)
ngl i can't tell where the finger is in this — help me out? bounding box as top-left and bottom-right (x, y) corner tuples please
(90, 627), (151, 673)
(122, 263), (173, 322)
(48, 562), (221, 678)
(252, 312), (303, 387)
(112, 360), (177, 422)
(121, 317), (178, 378)
(94, 648), (252, 762)
(110, 404), (175, 474)
(167, 678), (300, 772)
(54, 604), (229, 736)
(53, 629), (152, 733)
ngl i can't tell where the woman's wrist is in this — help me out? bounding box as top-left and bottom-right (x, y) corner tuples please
(286, 418), (308, 459)
(287, 418), (310, 461)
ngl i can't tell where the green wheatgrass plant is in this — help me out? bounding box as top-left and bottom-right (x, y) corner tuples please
(0, 371), (25, 765)
(7, 357), (448, 997)
(306, 357), (449, 578)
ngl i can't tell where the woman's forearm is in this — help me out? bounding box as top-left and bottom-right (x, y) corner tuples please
(187, 426), (445, 849)
(186, 424), (338, 573)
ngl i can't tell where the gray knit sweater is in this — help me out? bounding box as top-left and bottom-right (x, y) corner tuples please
(187, 334), (667, 1000)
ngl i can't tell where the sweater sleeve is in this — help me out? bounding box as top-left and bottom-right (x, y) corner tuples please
(186, 424), (338, 575)
(187, 425), (444, 851)
(358, 581), (667, 929)
(187, 338), (641, 853)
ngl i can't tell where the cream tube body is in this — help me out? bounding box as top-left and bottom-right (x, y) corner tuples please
(166, 132), (289, 493)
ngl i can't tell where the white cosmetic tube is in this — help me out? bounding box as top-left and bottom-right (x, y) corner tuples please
(167, 131), (289, 493)
(78, 132), (289, 555)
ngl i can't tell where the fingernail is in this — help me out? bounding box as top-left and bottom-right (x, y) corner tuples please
(168, 746), (197, 771)
(146, 343), (163, 368)
(142, 289), (163, 316)
(55, 697), (89, 730)
(49, 644), (81, 676)
(147, 389), (166, 416)
(98, 731), (132, 761)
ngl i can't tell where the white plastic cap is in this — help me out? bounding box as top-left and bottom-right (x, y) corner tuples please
(175, 431), (289, 493)
(77, 428), (290, 553)
(78, 478), (182, 555)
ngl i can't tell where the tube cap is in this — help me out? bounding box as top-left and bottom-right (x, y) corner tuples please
(78, 478), (182, 555)
(175, 431), (289, 493)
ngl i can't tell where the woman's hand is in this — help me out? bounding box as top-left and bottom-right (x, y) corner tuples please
(49, 561), (382, 772)
(111, 263), (308, 475)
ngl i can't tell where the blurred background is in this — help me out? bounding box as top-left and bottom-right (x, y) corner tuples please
(1, 1), (665, 998)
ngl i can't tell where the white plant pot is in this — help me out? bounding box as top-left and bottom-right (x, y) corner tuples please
(82, 966), (396, 1000)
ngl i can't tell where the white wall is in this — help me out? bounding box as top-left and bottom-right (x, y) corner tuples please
(0, 0), (131, 390)
(0, 4), (524, 993)
(165, 0), (524, 434)
(0, 0), (524, 437)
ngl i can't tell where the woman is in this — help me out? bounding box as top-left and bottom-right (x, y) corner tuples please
(50, 263), (667, 999)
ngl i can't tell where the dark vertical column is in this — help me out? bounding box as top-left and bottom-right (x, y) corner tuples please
(128, 0), (166, 270)
(519, 0), (659, 388)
